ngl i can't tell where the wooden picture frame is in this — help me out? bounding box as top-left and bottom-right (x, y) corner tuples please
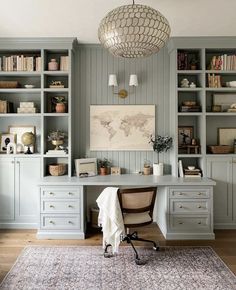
(8, 125), (36, 153)
(178, 126), (193, 146)
(75, 158), (97, 177)
(0, 133), (16, 153)
(218, 128), (236, 146)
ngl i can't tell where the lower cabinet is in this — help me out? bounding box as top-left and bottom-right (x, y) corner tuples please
(0, 157), (40, 228)
(156, 186), (215, 240)
(207, 157), (236, 229)
(37, 186), (85, 239)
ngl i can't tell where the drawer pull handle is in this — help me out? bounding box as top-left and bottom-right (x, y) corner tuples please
(179, 205), (183, 208)
(198, 222), (202, 225)
(49, 221), (55, 224)
(68, 221), (73, 224)
(178, 222), (183, 225)
(179, 193), (183, 195)
(68, 192), (73, 195)
(198, 205), (202, 208)
(68, 205), (73, 208)
(49, 205), (54, 208)
(198, 192), (202, 195)
(49, 192), (54, 195)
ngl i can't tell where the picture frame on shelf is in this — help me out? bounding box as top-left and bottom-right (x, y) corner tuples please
(8, 125), (36, 153)
(218, 128), (236, 147)
(178, 126), (193, 146)
(75, 158), (97, 177)
(0, 133), (16, 153)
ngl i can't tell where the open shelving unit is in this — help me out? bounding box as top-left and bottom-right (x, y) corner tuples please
(0, 38), (77, 177)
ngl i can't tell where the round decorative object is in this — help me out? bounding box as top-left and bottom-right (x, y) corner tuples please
(21, 132), (35, 154)
(55, 103), (66, 113)
(49, 163), (66, 176)
(48, 59), (58, 71)
(98, 4), (171, 58)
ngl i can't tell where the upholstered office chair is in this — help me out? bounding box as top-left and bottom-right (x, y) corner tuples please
(104, 187), (159, 265)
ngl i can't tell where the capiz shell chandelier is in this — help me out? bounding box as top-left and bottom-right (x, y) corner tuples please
(98, 1), (171, 58)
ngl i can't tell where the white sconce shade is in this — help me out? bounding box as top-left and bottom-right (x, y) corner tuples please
(108, 74), (118, 87)
(129, 74), (138, 87)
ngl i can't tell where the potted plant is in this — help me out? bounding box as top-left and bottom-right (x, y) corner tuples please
(52, 96), (67, 113)
(149, 135), (173, 176)
(98, 158), (111, 175)
(48, 130), (67, 150)
(189, 58), (198, 70)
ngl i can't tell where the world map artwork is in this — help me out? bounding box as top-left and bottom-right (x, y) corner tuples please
(90, 105), (155, 151)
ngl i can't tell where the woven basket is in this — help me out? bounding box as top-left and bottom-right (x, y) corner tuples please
(208, 145), (233, 154)
(49, 163), (66, 176)
(0, 81), (19, 88)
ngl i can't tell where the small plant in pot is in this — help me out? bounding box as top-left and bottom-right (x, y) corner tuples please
(149, 135), (173, 176)
(48, 130), (67, 150)
(52, 96), (67, 113)
(98, 158), (111, 175)
(189, 58), (198, 70)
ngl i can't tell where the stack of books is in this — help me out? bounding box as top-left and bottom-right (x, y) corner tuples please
(179, 105), (201, 112)
(0, 55), (41, 72)
(46, 150), (67, 156)
(208, 74), (222, 88)
(184, 168), (202, 178)
(60, 56), (69, 71)
(209, 54), (236, 71)
(177, 52), (188, 70)
(17, 102), (36, 113)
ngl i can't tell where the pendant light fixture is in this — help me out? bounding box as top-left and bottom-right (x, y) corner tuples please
(98, 0), (171, 58)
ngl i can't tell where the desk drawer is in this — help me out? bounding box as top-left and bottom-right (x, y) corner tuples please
(41, 187), (81, 199)
(41, 215), (81, 230)
(170, 199), (210, 214)
(170, 215), (210, 232)
(41, 200), (80, 213)
(169, 188), (209, 199)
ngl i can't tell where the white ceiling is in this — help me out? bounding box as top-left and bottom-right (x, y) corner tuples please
(1, 0), (236, 43)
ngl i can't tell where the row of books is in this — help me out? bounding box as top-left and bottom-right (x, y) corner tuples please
(209, 54), (236, 71)
(178, 160), (202, 178)
(208, 74), (221, 88)
(60, 56), (69, 71)
(0, 55), (41, 72)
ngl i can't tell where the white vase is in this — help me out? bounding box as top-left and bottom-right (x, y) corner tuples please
(153, 163), (164, 176)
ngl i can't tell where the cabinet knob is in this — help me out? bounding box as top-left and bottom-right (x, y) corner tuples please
(179, 192), (183, 195)
(68, 221), (73, 224)
(49, 221), (54, 224)
(68, 192), (73, 195)
(68, 205), (73, 208)
(49, 192), (54, 195)
(198, 205), (202, 208)
(198, 192), (202, 195)
(198, 221), (202, 225)
(49, 205), (54, 208)
(178, 222), (183, 225)
(179, 205), (183, 208)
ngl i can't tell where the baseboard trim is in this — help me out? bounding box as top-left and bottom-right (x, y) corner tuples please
(37, 230), (85, 240)
(165, 232), (215, 240)
(0, 223), (37, 229)
(214, 224), (236, 229)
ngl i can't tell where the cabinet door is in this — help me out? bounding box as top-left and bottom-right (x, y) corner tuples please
(233, 158), (236, 223)
(0, 158), (15, 220)
(15, 157), (40, 225)
(207, 157), (233, 225)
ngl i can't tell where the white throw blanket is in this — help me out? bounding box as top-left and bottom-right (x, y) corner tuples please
(96, 187), (125, 254)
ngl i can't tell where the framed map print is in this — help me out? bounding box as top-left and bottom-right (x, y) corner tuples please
(90, 105), (155, 151)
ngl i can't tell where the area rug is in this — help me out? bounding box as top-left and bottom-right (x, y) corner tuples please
(0, 246), (235, 290)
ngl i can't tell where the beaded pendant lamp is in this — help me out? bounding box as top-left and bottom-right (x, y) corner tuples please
(98, 0), (171, 58)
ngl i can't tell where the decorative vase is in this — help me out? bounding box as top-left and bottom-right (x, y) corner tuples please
(55, 103), (66, 113)
(48, 59), (58, 71)
(52, 140), (63, 150)
(153, 163), (164, 176)
(100, 167), (107, 175)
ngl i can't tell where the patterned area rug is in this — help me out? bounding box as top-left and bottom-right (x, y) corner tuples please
(0, 246), (235, 290)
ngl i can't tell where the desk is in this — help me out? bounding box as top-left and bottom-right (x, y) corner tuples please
(37, 175), (216, 240)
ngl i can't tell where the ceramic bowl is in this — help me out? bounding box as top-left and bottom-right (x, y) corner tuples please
(188, 166), (195, 170)
(24, 84), (35, 89)
(226, 81), (236, 88)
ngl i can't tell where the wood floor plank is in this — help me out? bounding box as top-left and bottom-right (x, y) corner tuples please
(0, 225), (236, 283)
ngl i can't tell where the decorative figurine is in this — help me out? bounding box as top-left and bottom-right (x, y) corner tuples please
(180, 78), (189, 88)
(189, 82), (197, 88)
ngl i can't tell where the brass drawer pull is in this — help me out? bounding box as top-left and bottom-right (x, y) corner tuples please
(198, 205), (202, 208)
(198, 221), (202, 225)
(198, 192), (202, 195)
(49, 192), (54, 195)
(68, 221), (73, 224)
(179, 205), (183, 208)
(49, 220), (55, 224)
(178, 222), (183, 225)
(68, 192), (73, 195)
(179, 192), (183, 195)
(68, 205), (73, 208)
(49, 205), (54, 208)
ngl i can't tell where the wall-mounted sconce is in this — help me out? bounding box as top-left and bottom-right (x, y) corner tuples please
(108, 74), (138, 99)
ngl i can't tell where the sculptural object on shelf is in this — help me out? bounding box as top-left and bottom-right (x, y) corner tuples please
(180, 78), (189, 88)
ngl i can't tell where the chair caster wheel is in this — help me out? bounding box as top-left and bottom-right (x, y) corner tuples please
(104, 252), (113, 258)
(135, 258), (146, 265)
(153, 246), (159, 251)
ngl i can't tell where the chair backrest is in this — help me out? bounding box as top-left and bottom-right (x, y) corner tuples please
(118, 187), (157, 218)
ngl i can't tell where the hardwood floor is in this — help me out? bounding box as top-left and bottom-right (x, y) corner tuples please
(0, 224), (236, 282)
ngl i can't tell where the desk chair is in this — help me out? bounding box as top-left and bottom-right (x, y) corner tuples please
(104, 187), (159, 265)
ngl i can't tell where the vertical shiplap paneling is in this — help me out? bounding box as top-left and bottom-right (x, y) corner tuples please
(76, 44), (170, 173)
